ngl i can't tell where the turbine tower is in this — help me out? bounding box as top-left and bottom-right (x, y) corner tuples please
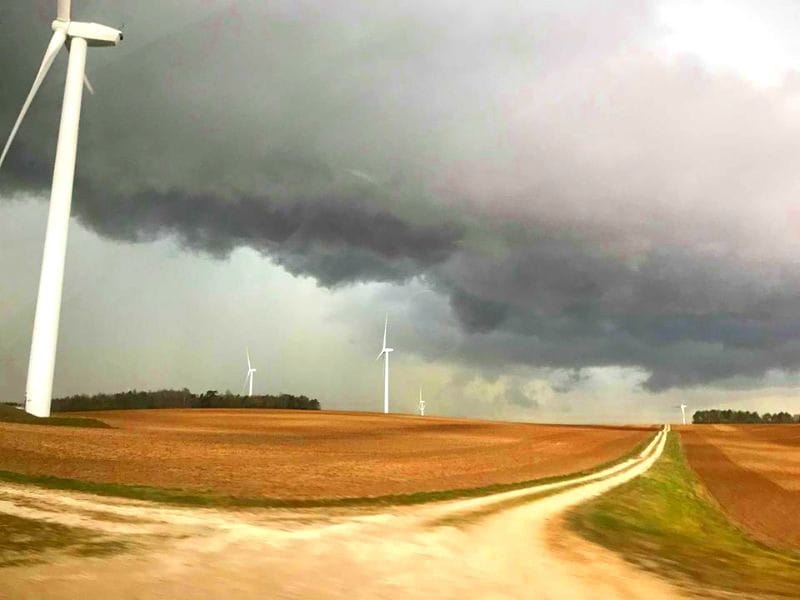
(0, 1), (122, 417)
(679, 403), (688, 425)
(242, 348), (256, 397)
(418, 387), (425, 417)
(376, 315), (393, 414)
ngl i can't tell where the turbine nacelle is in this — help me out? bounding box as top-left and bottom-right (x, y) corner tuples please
(52, 20), (123, 46)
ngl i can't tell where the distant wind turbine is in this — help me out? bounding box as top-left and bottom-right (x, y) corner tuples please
(418, 387), (425, 416)
(242, 348), (256, 397)
(376, 315), (393, 414)
(676, 403), (688, 425)
(0, 1), (122, 417)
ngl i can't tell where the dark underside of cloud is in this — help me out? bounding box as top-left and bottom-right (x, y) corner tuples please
(2, 146), (462, 287)
(4, 1), (800, 392)
(7, 145), (800, 394)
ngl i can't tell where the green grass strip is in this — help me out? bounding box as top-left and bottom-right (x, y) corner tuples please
(0, 512), (129, 567)
(568, 432), (800, 599)
(0, 405), (110, 428)
(0, 434), (654, 510)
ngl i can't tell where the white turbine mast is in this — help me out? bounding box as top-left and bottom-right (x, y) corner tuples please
(376, 314), (393, 414)
(242, 348), (257, 397)
(675, 403), (688, 425)
(0, 1), (122, 417)
(418, 386), (425, 416)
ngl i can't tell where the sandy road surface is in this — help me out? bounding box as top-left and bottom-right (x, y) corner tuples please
(0, 427), (678, 599)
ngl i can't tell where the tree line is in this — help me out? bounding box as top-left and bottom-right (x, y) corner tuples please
(52, 389), (321, 412)
(692, 409), (799, 424)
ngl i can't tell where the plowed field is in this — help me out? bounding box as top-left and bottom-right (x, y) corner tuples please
(681, 425), (800, 548)
(0, 409), (652, 499)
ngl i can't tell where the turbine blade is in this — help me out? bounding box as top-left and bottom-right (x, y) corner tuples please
(376, 350), (384, 361)
(57, 0), (70, 21)
(83, 73), (95, 95)
(242, 371), (250, 395)
(64, 45), (96, 95)
(0, 31), (66, 171)
(247, 348), (251, 370)
(382, 314), (388, 349)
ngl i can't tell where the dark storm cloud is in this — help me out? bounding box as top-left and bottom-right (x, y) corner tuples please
(424, 241), (800, 391)
(551, 369), (589, 394)
(3, 144), (461, 285)
(448, 290), (509, 334)
(5, 0), (800, 391)
(503, 384), (540, 409)
(78, 189), (461, 275)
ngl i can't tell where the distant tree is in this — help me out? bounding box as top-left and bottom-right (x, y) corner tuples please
(692, 409), (795, 424)
(52, 389), (321, 412)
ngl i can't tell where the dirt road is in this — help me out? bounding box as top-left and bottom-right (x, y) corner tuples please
(0, 427), (677, 599)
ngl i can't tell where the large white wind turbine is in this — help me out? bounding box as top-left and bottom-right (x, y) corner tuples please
(0, 1), (122, 417)
(376, 315), (393, 414)
(242, 348), (256, 397)
(418, 386), (425, 417)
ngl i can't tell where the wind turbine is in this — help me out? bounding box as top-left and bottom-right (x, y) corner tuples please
(376, 315), (393, 414)
(242, 348), (256, 397)
(418, 386), (425, 416)
(676, 403), (688, 425)
(0, 1), (122, 417)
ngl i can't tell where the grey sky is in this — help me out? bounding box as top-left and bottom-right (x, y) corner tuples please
(3, 0), (800, 422)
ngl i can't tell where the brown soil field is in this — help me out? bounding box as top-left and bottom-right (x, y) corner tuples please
(680, 424), (800, 548)
(0, 409), (653, 500)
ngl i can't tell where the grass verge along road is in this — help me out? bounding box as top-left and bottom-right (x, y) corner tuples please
(569, 432), (800, 598)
